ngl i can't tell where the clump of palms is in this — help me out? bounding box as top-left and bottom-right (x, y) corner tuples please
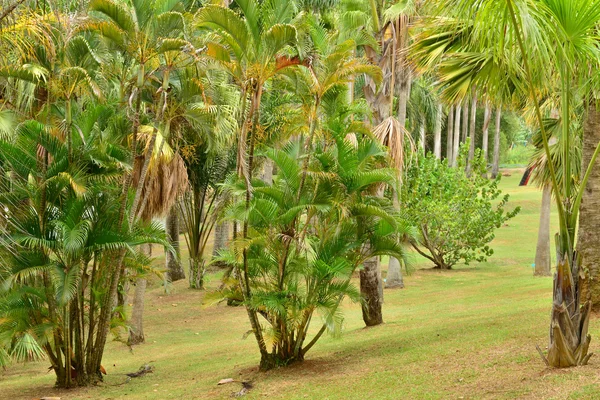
(217, 129), (410, 370)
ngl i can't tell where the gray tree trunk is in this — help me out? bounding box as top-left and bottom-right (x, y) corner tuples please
(482, 103), (491, 163)
(385, 62), (411, 292)
(434, 103), (442, 159)
(491, 107), (501, 178)
(467, 89), (477, 174)
(534, 185), (552, 276)
(578, 102), (600, 310)
(128, 245), (150, 345)
(397, 70), (410, 128)
(419, 124), (426, 155)
(446, 104), (454, 161)
(261, 159), (273, 185)
(452, 103), (462, 167)
(461, 99), (469, 142)
(212, 221), (229, 259)
(385, 256), (405, 288)
(166, 206), (185, 282)
(361, 257), (384, 326)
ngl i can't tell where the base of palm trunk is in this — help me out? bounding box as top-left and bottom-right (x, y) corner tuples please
(545, 252), (593, 367)
(188, 259), (205, 289)
(259, 352), (303, 371)
(360, 258), (383, 326)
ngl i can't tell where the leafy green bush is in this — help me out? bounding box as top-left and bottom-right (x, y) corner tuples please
(402, 146), (520, 269)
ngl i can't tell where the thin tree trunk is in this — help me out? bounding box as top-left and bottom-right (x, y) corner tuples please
(128, 243), (151, 345)
(491, 107), (501, 178)
(446, 104), (454, 161)
(482, 103), (491, 163)
(434, 103), (442, 159)
(361, 257), (383, 326)
(397, 71), (409, 128)
(128, 278), (146, 345)
(578, 102), (600, 310)
(467, 88), (477, 174)
(534, 185), (552, 276)
(461, 99), (469, 142)
(419, 124), (426, 154)
(166, 206), (185, 282)
(385, 52), (410, 293)
(0, 0), (26, 23)
(452, 103), (461, 167)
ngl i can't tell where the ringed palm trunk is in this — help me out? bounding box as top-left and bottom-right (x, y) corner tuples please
(166, 206), (185, 282)
(491, 107), (501, 179)
(534, 185), (552, 276)
(212, 221), (229, 262)
(481, 104), (492, 178)
(128, 245), (150, 345)
(385, 62), (410, 291)
(466, 89), (477, 175)
(446, 104), (454, 161)
(419, 124), (426, 154)
(434, 103), (442, 159)
(361, 257), (384, 326)
(578, 102), (600, 310)
(452, 103), (462, 167)
(461, 99), (469, 142)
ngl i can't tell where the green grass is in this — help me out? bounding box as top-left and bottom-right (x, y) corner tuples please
(2, 168), (600, 400)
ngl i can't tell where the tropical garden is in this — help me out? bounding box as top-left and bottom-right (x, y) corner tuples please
(1, 0), (600, 398)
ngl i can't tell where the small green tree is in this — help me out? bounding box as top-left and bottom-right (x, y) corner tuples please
(402, 145), (520, 269)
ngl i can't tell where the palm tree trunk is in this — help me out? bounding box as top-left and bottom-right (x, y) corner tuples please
(481, 104), (492, 178)
(385, 57), (411, 293)
(128, 243), (151, 345)
(128, 278), (146, 345)
(419, 124), (426, 154)
(482, 103), (491, 163)
(397, 70), (409, 128)
(434, 103), (442, 159)
(452, 103), (461, 167)
(467, 88), (477, 174)
(261, 159), (273, 185)
(446, 104), (454, 161)
(534, 185), (552, 276)
(166, 206), (185, 282)
(212, 221), (229, 260)
(578, 102), (600, 310)
(361, 257), (383, 326)
(461, 99), (469, 142)
(491, 107), (501, 178)
(385, 256), (405, 289)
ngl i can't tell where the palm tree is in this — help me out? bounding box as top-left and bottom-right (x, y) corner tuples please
(87, 0), (199, 356)
(421, 0), (600, 368)
(197, 0), (301, 362)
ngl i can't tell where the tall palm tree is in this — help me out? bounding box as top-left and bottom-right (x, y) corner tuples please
(420, 0), (600, 368)
(87, 0), (197, 358)
(197, 0), (301, 362)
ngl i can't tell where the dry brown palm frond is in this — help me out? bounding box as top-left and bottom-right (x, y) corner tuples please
(132, 126), (189, 221)
(133, 153), (188, 221)
(372, 116), (415, 180)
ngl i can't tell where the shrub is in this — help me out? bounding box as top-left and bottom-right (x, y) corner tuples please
(402, 146), (520, 269)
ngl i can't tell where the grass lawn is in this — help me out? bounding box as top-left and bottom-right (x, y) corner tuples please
(3, 169), (600, 400)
